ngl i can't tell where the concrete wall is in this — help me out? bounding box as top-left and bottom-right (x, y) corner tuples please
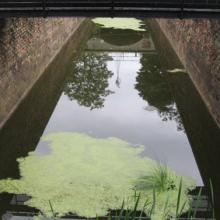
(0, 19), (92, 180)
(0, 17), (85, 128)
(149, 20), (220, 217)
(156, 18), (220, 128)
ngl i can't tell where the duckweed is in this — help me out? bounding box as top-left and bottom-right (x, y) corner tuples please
(0, 132), (195, 219)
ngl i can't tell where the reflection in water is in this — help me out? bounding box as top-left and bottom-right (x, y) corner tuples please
(136, 55), (173, 111)
(63, 52), (114, 110)
(86, 28), (155, 53)
(99, 29), (143, 46)
(0, 133), (194, 219)
(0, 19), (219, 219)
(135, 54), (184, 131)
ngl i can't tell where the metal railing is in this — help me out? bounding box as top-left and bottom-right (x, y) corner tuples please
(0, 0), (220, 18)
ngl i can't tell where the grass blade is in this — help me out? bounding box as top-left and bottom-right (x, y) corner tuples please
(163, 195), (169, 218)
(175, 178), (182, 218)
(118, 199), (125, 220)
(209, 179), (215, 219)
(49, 200), (56, 218)
(178, 200), (187, 217)
(125, 208), (131, 220)
(131, 193), (141, 220)
(149, 188), (156, 217)
(139, 197), (150, 219)
(187, 199), (193, 219)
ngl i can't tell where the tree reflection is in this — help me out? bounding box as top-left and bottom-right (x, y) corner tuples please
(135, 54), (184, 131)
(64, 52), (114, 110)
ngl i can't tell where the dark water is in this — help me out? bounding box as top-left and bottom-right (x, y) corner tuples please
(0, 20), (220, 219)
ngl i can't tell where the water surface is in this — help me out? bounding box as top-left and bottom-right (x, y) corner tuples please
(1, 19), (219, 219)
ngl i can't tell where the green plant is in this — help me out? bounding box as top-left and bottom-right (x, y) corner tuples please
(135, 163), (176, 193)
(49, 200), (56, 219)
(175, 178), (188, 219)
(45, 180), (216, 220)
(149, 188), (156, 218)
(162, 195), (169, 219)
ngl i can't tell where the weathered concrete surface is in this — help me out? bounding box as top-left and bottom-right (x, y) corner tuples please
(0, 19), (92, 180)
(0, 17), (85, 128)
(156, 18), (220, 128)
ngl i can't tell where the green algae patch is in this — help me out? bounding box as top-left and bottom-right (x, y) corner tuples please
(0, 133), (195, 219)
(92, 18), (145, 31)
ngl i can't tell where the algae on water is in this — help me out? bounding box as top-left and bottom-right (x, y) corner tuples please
(92, 18), (145, 31)
(0, 132), (195, 219)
